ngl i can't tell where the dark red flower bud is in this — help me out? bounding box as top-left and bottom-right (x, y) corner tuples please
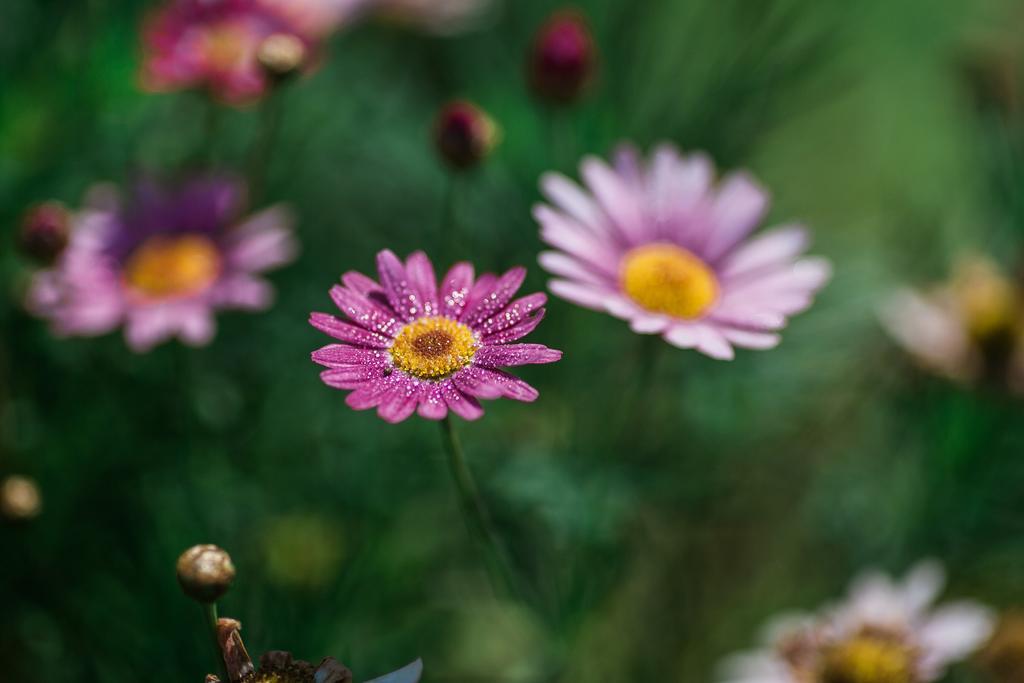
(433, 100), (500, 170)
(528, 10), (595, 105)
(18, 201), (70, 264)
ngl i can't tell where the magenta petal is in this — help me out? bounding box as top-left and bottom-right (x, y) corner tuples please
(377, 377), (422, 423)
(330, 285), (402, 337)
(474, 343), (562, 368)
(320, 367), (380, 389)
(405, 251), (440, 317)
(459, 273), (496, 322)
(483, 309), (546, 344)
(456, 366), (539, 402)
(440, 262), (475, 319)
(417, 382), (450, 420)
(476, 292), (547, 337)
(376, 249), (424, 321)
(311, 344), (388, 369)
(342, 270), (384, 296)
(345, 374), (400, 411)
(441, 383), (484, 421)
(309, 313), (393, 348)
(462, 267), (527, 327)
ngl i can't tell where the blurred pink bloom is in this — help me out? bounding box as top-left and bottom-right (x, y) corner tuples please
(719, 562), (994, 683)
(535, 143), (831, 359)
(27, 177), (297, 352)
(350, 0), (495, 34)
(141, 0), (321, 104)
(310, 250), (561, 423)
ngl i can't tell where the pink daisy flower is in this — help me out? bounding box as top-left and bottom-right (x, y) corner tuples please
(141, 0), (318, 105)
(535, 143), (832, 359)
(310, 250), (562, 423)
(26, 177), (297, 352)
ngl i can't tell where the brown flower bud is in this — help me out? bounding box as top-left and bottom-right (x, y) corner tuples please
(176, 544), (236, 603)
(433, 100), (500, 170)
(0, 475), (42, 521)
(528, 10), (596, 105)
(257, 33), (308, 83)
(18, 201), (70, 264)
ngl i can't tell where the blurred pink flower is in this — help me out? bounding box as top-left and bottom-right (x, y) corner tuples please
(535, 143), (831, 359)
(141, 0), (321, 104)
(27, 177), (297, 352)
(350, 0), (495, 34)
(719, 562), (994, 683)
(310, 250), (561, 423)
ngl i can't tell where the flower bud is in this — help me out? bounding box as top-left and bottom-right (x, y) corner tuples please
(528, 10), (595, 104)
(0, 475), (42, 521)
(433, 100), (500, 170)
(176, 544), (236, 603)
(257, 33), (309, 83)
(18, 202), (70, 264)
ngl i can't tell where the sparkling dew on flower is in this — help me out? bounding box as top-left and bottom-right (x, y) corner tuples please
(25, 177), (297, 352)
(535, 142), (832, 359)
(310, 249), (561, 423)
(718, 563), (994, 683)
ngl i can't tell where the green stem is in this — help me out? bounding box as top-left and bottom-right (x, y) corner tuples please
(439, 417), (522, 601)
(440, 173), (459, 261)
(247, 93), (285, 202)
(203, 602), (229, 682)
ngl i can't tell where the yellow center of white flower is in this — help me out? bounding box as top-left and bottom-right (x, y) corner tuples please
(390, 316), (478, 379)
(124, 235), (221, 299)
(951, 259), (1019, 341)
(819, 634), (915, 683)
(620, 243), (719, 318)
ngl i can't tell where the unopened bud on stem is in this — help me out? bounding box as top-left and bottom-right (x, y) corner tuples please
(177, 544), (236, 603)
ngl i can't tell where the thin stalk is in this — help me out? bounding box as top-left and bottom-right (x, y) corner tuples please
(440, 173), (459, 260)
(247, 93), (286, 202)
(203, 602), (229, 682)
(439, 417), (522, 601)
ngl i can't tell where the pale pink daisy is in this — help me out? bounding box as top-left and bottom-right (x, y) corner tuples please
(719, 562), (994, 683)
(534, 143), (832, 359)
(26, 177), (297, 352)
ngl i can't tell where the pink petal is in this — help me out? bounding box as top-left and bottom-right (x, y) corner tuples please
(309, 313), (392, 348)
(405, 251), (440, 316)
(417, 382), (450, 420)
(548, 278), (613, 311)
(377, 377), (423, 423)
(537, 251), (608, 286)
(440, 262), (475, 319)
(342, 271), (384, 296)
(178, 306), (216, 347)
(476, 292), (547, 337)
(212, 273), (273, 310)
(461, 267), (526, 327)
(719, 225), (809, 279)
(693, 323), (735, 360)
(473, 343), (562, 367)
(454, 366), (540, 402)
(581, 156), (648, 244)
(226, 206), (298, 272)
(124, 307), (177, 352)
(442, 383), (484, 420)
(534, 205), (621, 276)
(311, 344), (388, 368)
(663, 323), (700, 349)
(702, 173), (770, 262)
(719, 327), (781, 350)
(330, 285), (402, 337)
(320, 366), (381, 389)
(539, 172), (611, 237)
(482, 309), (546, 344)
(376, 249), (424, 321)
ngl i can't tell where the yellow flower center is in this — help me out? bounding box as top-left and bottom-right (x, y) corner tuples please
(123, 234), (222, 299)
(390, 316), (478, 380)
(620, 243), (719, 319)
(951, 259), (1020, 341)
(202, 21), (254, 72)
(819, 634), (915, 683)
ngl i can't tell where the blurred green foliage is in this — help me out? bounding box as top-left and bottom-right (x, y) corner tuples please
(2, 0), (1024, 682)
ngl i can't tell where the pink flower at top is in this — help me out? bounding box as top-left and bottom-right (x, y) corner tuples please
(310, 250), (562, 423)
(535, 143), (832, 359)
(26, 177), (297, 352)
(141, 0), (320, 105)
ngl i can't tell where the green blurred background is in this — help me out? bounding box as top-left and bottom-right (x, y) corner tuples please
(3, 0), (1024, 681)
